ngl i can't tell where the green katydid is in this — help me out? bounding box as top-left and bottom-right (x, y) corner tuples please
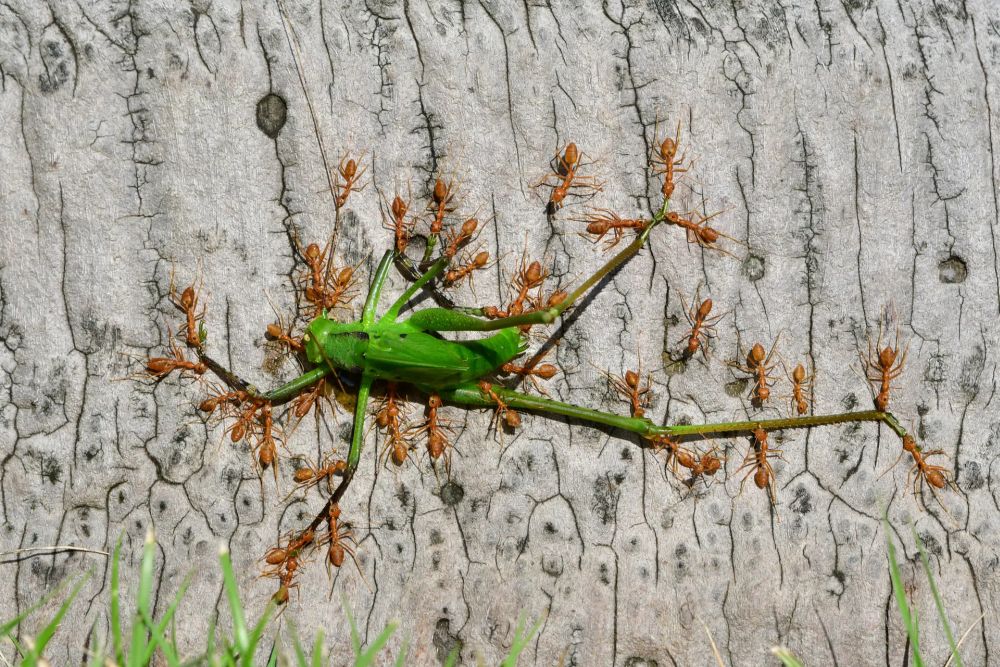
(202, 197), (918, 544)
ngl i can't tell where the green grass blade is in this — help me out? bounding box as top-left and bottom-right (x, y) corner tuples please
(0, 570), (78, 639)
(912, 527), (962, 667)
(140, 571), (193, 666)
(129, 528), (158, 665)
(500, 614), (544, 666)
(289, 620), (308, 667)
(354, 621), (397, 666)
(110, 535), (126, 665)
(393, 637), (409, 667)
(142, 607), (182, 667)
(311, 629), (324, 667)
(443, 646), (459, 667)
(884, 517), (923, 667)
(771, 646), (806, 667)
(241, 600), (276, 667)
(26, 571), (91, 662)
(218, 544), (249, 656)
(266, 644), (279, 667)
(341, 594), (362, 655)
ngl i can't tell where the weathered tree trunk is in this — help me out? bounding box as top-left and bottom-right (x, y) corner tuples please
(1, 0), (998, 664)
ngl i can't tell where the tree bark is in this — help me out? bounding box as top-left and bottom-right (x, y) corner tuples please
(1, 0), (998, 664)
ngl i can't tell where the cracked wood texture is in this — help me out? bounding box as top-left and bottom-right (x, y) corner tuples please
(2, 0), (999, 664)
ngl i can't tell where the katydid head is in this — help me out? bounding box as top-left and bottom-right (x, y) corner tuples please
(303, 317), (368, 372)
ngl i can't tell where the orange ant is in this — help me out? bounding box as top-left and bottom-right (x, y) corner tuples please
(444, 250), (490, 288)
(605, 362), (653, 419)
(678, 291), (725, 359)
(783, 361), (814, 416)
(860, 325), (909, 413)
(443, 218), (480, 259)
(479, 380), (521, 433)
(334, 152), (367, 209)
(485, 256), (550, 321)
(375, 383), (414, 467)
(145, 332), (207, 380)
(647, 434), (701, 480)
(266, 318), (303, 354)
(324, 504), (359, 571)
(500, 351), (559, 395)
(198, 387), (249, 416)
(291, 378), (327, 420)
(536, 142), (603, 220)
(737, 428), (782, 504)
(169, 275), (204, 348)
(265, 527), (316, 604)
(731, 338), (781, 408)
(651, 120), (688, 201)
(384, 193), (415, 254)
(578, 209), (648, 249)
(881, 434), (949, 495)
(292, 455), (347, 493)
(428, 177), (458, 238)
(664, 210), (736, 255)
(407, 394), (454, 468)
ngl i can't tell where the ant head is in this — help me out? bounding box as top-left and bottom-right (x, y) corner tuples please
(902, 434), (917, 453)
(748, 343), (766, 366)
(879, 346), (897, 368)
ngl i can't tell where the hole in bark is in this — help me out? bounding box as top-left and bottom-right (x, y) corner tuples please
(741, 254), (765, 282)
(938, 255), (967, 283)
(255, 93), (287, 139)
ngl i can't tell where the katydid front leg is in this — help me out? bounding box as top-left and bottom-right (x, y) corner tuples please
(407, 213), (665, 333)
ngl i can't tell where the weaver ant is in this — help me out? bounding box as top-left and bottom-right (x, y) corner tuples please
(677, 290), (725, 359)
(737, 428), (782, 504)
(535, 142), (603, 220)
(860, 323), (908, 413)
(731, 338), (781, 408)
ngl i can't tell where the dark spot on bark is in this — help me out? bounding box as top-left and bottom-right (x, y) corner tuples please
(624, 657), (659, 667)
(790, 485), (813, 514)
(433, 618), (463, 663)
(542, 557), (563, 577)
(40, 456), (61, 484)
(429, 529), (443, 545)
(742, 254), (765, 282)
(962, 460), (983, 490)
(599, 562), (610, 584)
(841, 393), (859, 410)
(918, 530), (942, 556)
(158, 500), (167, 512)
(724, 377), (748, 398)
(395, 543), (404, 554)
(832, 568), (846, 585)
(255, 93), (287, 139)
(544, 522), (556, 534)
(440, 481), (464, 506)
(938, 255), (967, 283)
(620, 447), (632, 460)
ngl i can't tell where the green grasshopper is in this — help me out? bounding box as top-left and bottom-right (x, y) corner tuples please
(194, 197), (918, 544)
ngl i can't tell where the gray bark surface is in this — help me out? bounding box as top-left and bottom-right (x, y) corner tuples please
(1, 0), (998, 664)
